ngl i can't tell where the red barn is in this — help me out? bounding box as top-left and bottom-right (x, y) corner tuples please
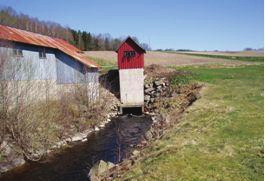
(116, 37), (146, 114)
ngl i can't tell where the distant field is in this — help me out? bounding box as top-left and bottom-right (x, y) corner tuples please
(176, 51), (264, 62)
(85, 51), (260, 68)
(179, 50), (264, 57)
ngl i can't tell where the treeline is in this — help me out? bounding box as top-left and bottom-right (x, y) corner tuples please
(0, 7), (73, 41)
(156, 48), (194, 52)
(70, 30), (151, 51)
(0, 6), (151, 51)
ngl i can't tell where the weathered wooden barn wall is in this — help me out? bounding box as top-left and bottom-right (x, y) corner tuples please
(0, 43), (99, 107)
(0, 44), (57, 81)
(56, 51), (86, 84)
(119, 68), (144, 106)
(55, 51), (99, 101)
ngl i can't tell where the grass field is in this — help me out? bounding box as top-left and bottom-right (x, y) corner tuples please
(119, 64), (264, 180)
(179, 50), (264, 57)
(85, 51), (261, 69)
(178, 52), (264, 62)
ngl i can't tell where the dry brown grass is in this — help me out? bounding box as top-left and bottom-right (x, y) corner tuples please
(85, 51), (256, 67)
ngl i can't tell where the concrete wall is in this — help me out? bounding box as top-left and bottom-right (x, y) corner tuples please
(119, 68), (144, 106)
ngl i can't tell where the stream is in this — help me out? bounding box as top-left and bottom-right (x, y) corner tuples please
(0, 114), (153, 181)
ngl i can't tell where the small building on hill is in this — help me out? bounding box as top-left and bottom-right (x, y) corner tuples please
(116, 37), (146, 113)
(0, 25), (99, 105)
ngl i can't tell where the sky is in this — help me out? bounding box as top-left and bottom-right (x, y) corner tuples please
(0, 0), (264, 50)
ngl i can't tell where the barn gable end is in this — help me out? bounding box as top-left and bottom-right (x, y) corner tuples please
(117, 37), (145, 69)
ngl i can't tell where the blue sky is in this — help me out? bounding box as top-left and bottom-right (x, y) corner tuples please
(1, 0), (264, 50)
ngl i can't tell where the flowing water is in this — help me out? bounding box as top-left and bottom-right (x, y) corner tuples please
(0, 114), (152, 181)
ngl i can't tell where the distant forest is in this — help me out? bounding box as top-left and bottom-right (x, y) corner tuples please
(0, 7), (151, 51)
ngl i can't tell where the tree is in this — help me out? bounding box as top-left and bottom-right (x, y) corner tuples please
(78, 30), (84, 50)
(0, 6), (150, 51)
(140, 43), (151, 51)
(104, 34), (111, 50)
(244, 47), (253, 51)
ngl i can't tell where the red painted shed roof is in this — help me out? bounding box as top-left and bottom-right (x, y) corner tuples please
(0, 25), (98, 68)
(116, 37), (146, 53)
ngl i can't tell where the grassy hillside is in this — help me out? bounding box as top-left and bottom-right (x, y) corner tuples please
(119, 64), (264, 180)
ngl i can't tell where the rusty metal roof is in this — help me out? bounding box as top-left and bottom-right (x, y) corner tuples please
(0, 25), (98, 68)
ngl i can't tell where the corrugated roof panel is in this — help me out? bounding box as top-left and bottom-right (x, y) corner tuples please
(0, 25), (98, 68)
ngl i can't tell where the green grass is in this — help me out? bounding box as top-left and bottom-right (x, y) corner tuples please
(182, 53), (264, 62)
(170, 73), (193, 87)
(121, 64), (264, 180)
(87, 56), (117, 73)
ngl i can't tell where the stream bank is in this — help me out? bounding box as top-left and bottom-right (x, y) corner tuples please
(0, 114), (153, 181)
(0, 64), (202, 181)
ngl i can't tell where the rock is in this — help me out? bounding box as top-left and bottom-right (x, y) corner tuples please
(88, 160), (115, 181)
(71, 134), (84, 142)
(110, 104), (118, 111)
(154, 93), (160, 97)
(56, 140), (66, 147)
(106, 118), (111, 122)
(151, 117), (157, 123)
(150, 98), (155, 103)
(154, 80), (163, 86)
(144, 84), (150, 89)
(144, 87), (154, 93)
(132, 150), (140, 157)
(99, 123), (105, 128)
(144, 95), (151, 102)
(157, 86), (162, 90)
(150, 90), (155, 94)
(94, 126), (100, 131)
(65, 138), (71, 143)
(145, 130), (153, 140)
(157, 88), (163, 93)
